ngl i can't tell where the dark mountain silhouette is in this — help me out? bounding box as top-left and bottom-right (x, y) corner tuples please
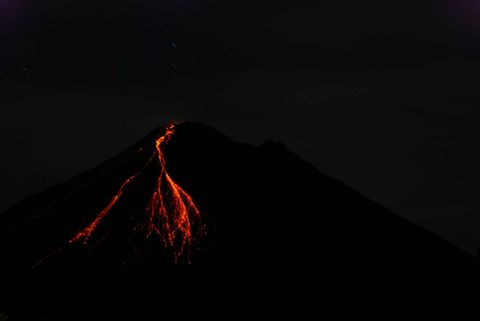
(0, 122), (479, 320)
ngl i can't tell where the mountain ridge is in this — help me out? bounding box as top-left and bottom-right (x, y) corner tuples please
(0, 121), (479, 319)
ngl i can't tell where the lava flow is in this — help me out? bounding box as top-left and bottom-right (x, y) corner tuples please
(68, 123), (204, 262)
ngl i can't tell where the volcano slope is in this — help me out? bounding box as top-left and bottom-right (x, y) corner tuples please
(0, 122), (479, 320)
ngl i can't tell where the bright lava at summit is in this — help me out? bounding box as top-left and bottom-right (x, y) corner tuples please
(66, 123), (204, 262)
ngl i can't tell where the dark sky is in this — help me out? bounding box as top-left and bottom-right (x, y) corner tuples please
(1, 0), (480, 252)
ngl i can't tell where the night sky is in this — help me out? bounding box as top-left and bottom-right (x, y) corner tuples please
(1, 0), (480, 252)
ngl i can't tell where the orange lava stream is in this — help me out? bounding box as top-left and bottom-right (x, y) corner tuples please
(69, 123), (203, 261)
(69, 173), (141, 245)
(141, 124), (203, 261)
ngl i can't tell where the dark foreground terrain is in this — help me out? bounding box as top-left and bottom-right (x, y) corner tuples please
(0, 122), (478, 319)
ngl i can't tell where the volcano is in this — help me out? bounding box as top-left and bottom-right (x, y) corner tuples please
(0, 122), (479, 320)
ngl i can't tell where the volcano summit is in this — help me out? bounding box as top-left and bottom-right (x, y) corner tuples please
(0, 122), (479, 320)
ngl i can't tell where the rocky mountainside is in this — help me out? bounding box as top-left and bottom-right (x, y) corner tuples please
(0, 122), (478, 320)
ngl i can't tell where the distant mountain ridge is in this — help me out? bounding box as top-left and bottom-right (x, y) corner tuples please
(0, 122), (479, 320)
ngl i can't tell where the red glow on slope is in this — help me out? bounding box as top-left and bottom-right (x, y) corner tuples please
(69, 174), (140, 245)
(68, 123), (204, 262)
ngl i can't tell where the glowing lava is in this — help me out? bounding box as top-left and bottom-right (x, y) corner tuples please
(68, 123), (204, 262)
